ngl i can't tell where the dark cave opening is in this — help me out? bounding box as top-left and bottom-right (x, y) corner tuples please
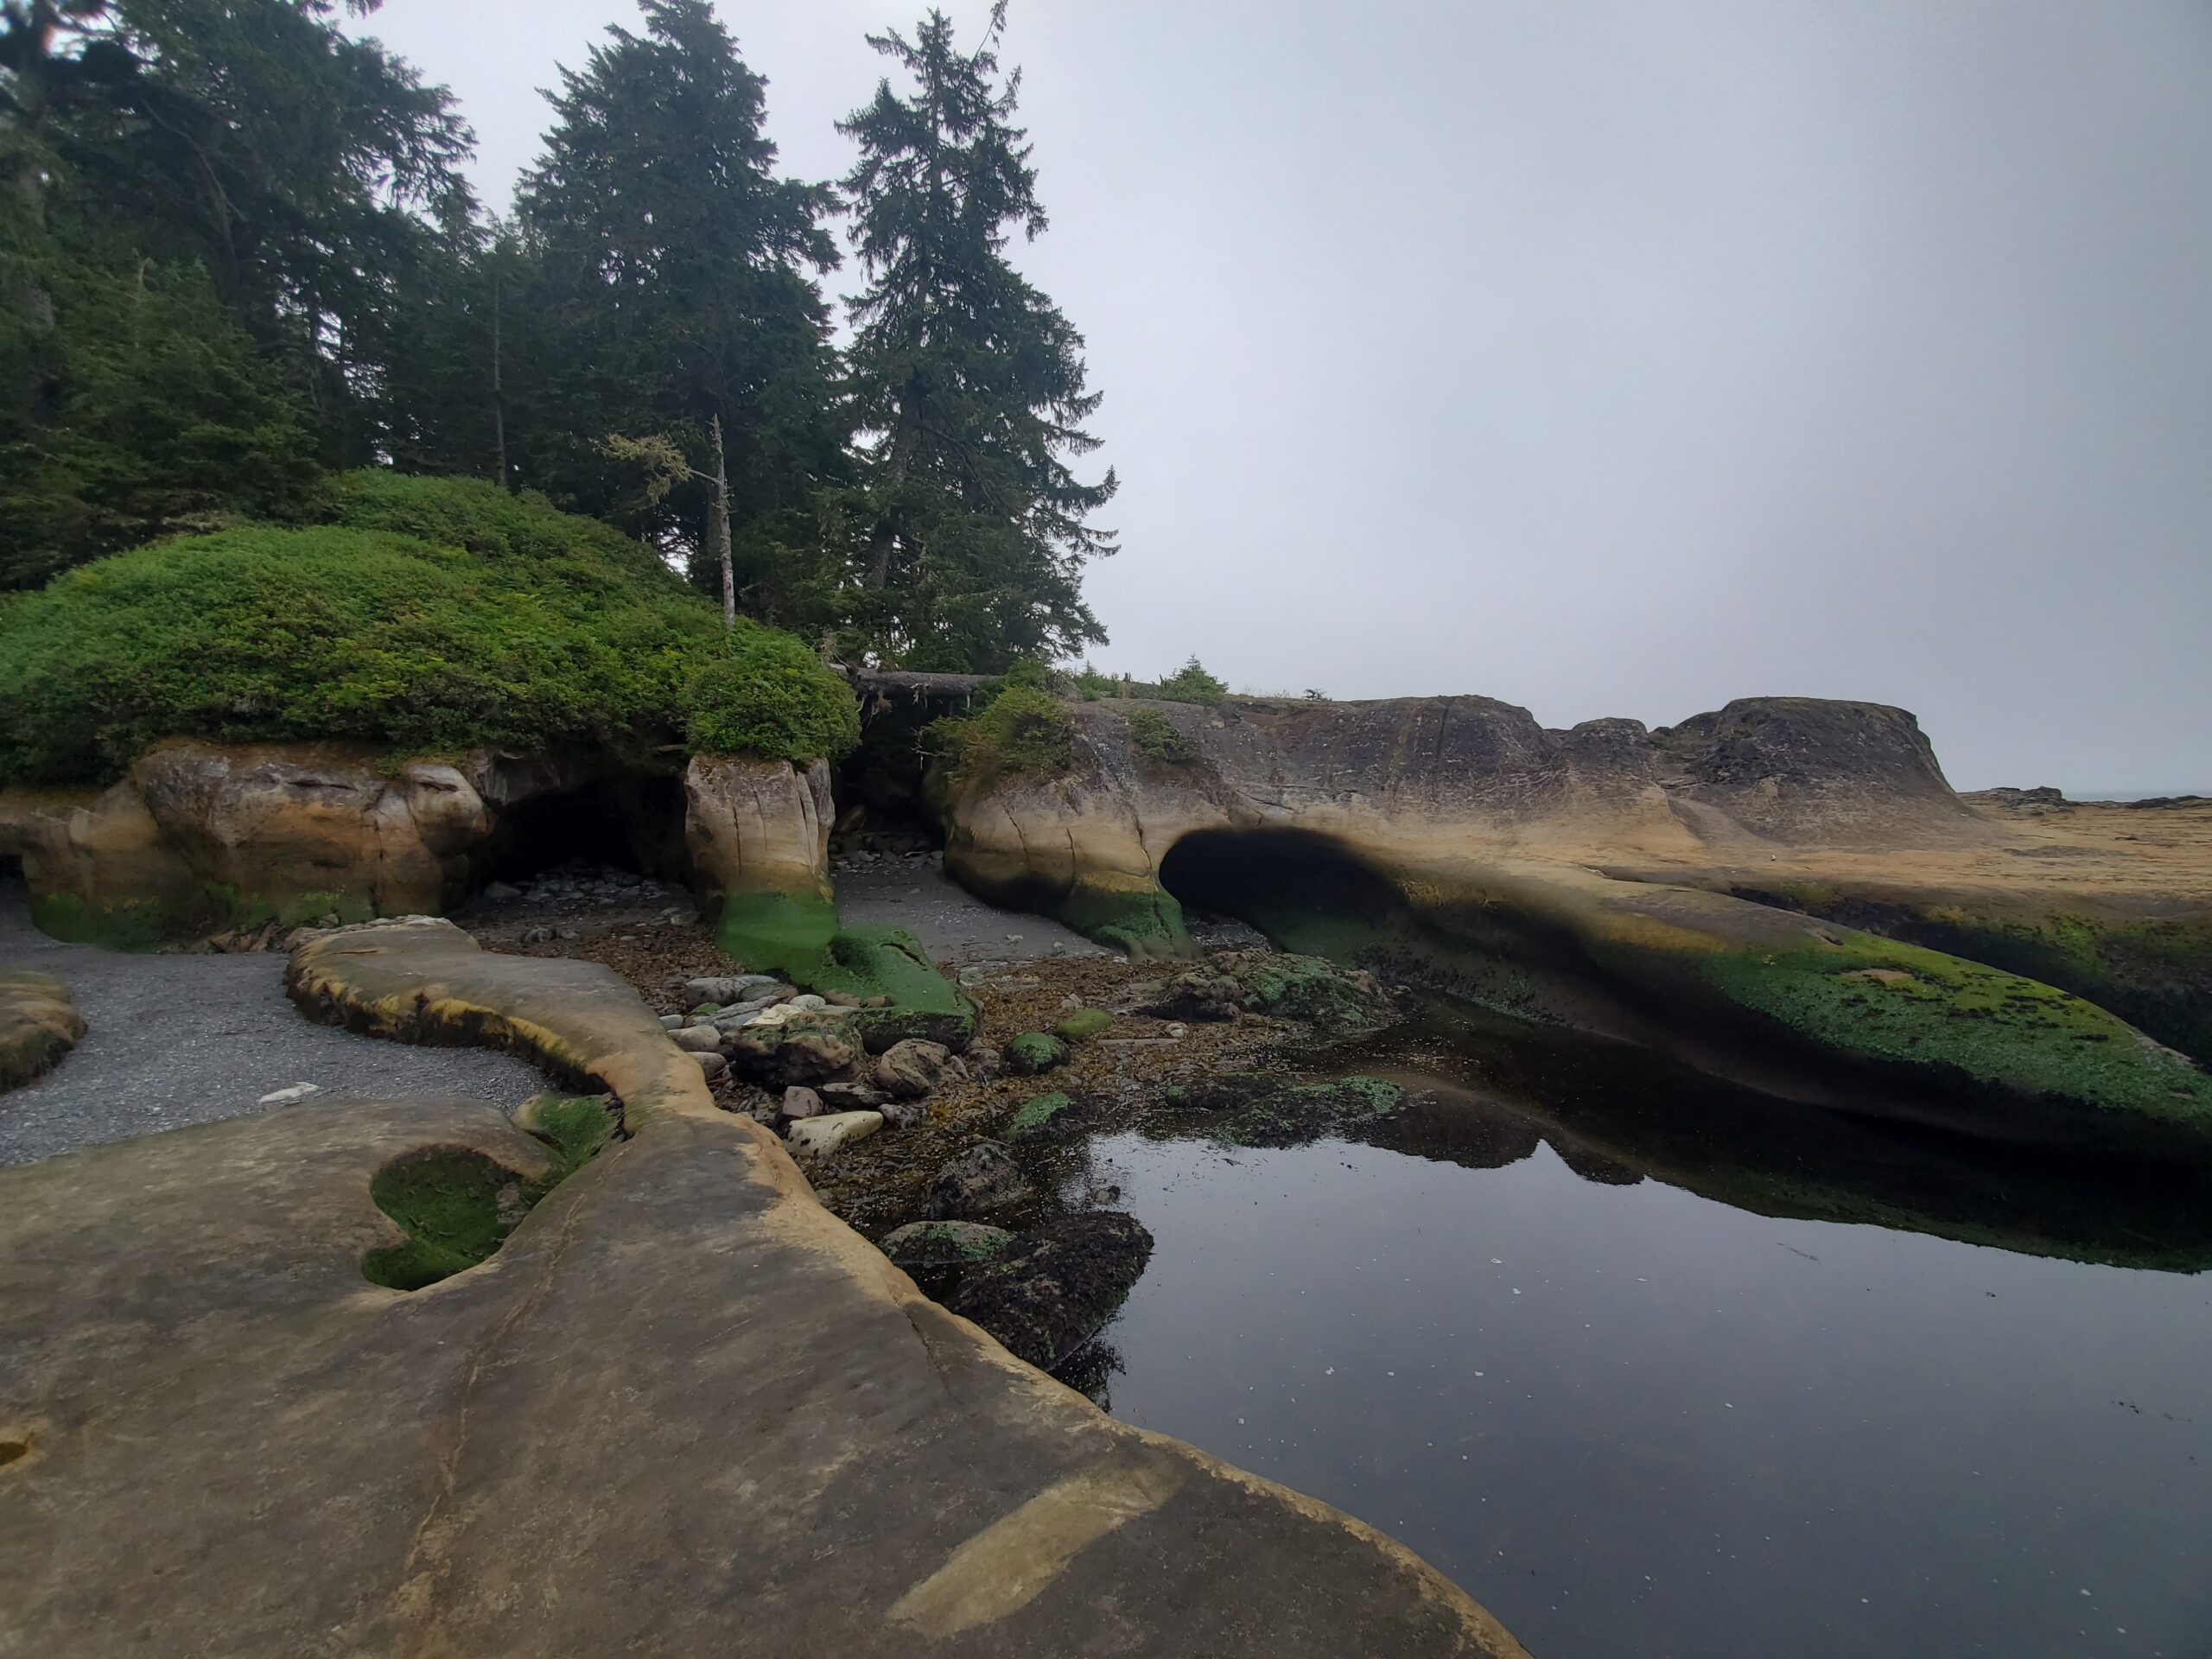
(476, 774), (690, 888)
(835, 696), (951, 852)
(1157, 827), (1411, 939)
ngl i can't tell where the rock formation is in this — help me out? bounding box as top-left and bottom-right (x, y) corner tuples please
(937, 694), (2212, 1155)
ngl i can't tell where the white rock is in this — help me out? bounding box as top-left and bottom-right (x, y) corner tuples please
(257, 1083), (322, 1106)
(789, 994), (827, 1011)
(786, 1110), (883, 1159)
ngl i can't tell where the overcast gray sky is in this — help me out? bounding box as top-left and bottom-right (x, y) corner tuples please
(354, 1), (2212, 794)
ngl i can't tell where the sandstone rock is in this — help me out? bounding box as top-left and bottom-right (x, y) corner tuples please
(0, 970), (86, 1092)
(929, 1141), (1033, 1219)
(874, 1038), (958, 1100)
(786, 1109), (882, 1160)
(683, 753), (834, 929)
(781, 1086), (823, 1121)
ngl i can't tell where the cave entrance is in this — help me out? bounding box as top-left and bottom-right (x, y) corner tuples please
(1158, 828), (1411, 948)
(836, 676), (989, 854)
(477, 773), (690, 889)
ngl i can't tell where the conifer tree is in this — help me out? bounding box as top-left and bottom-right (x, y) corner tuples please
(839, 2), (1116, 671)
(516, 0), (846, 622)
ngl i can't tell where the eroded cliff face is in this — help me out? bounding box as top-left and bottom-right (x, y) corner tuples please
(941, 693), (1977, 955)
(0, 742), (836, 948)
(938, 695), (2212, 1155)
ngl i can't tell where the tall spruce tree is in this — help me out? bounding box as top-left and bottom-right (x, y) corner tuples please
(838, 1), (1114, 671)
(516, 0), (847, 626)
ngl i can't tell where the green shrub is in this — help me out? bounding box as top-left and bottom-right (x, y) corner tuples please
(323, 470), (671, 585)
(1155, 657), (1228, 705)
(0, 522), (723, 783)
(932, 685), (1075, 785)
(0, 475), (860, 784)
(1073, 662), (1118, 701)
(685, 619), (860, 765)
(1126, 707), (1194, 764)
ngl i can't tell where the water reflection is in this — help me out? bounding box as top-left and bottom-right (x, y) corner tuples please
(1082, 1007), (2212, 1659)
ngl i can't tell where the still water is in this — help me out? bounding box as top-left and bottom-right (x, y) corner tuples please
(1079, 1018), (2212, 1659)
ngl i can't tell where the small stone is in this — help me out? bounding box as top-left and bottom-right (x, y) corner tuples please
(693, 1051), (728, 1080)
(819, 1081), (892, 1110)
(787, 1109), (883, 1159)
(257, 1082), (321, 1106)
(658, 1014), (684, 1030)
(789, 994), (827, 1011)
(874, 1038), (958, 1100)
(782, 1085), (824, 1120)
(671, 1026), (722, 1052)
(483, 881), (522, 901)
(823, 989), (864, 1008)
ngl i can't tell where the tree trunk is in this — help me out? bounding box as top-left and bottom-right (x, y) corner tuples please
(709, 411), (735, 627)
(490, 270), (509, 490)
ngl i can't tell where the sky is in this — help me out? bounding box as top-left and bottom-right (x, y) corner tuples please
(350, 1), (2212, 795)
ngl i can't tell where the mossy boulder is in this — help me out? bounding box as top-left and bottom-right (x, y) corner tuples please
(1005, 1032), (1071, 1076)
(946, 1212), (1155, 1373)
(1054, 1008), (1113, 1042)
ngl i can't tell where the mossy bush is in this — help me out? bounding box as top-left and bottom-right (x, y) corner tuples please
(686, 619), (860, 766)
(0, 474), (858, 784)
(930, 684), (1077, 788)
(1125, 707), (1194, 764)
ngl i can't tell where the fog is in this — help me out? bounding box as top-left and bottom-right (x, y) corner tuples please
(354, 1), (2212, 794)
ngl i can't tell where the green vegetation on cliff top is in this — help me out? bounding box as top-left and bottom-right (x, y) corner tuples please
(0, 474), (858, 784)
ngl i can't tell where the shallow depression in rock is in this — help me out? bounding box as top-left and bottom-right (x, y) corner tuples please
(1079, 1100), (2212, 1659)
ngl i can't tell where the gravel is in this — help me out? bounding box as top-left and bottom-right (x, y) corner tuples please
(0, 879), (545, 1170)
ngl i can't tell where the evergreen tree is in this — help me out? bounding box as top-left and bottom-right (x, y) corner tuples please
(838, 2), (1114, 671)
(516, 0), (847, 628)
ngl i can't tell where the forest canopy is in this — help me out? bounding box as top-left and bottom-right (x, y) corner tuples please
(0, 0), (1116, 671)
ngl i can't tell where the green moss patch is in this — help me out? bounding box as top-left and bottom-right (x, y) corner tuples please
(714, 892), (974, 1051)
(363, 1096), (618, 1291)
(1006, 1091), (1078, 1142)
(1054, 1008), (1113, 1042)
(1058, 882), (1191, 958)
(361, 1147), (536, 1292)
(1699, 933), (2212, 1135)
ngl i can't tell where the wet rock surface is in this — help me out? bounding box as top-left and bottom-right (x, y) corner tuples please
(946, 1211), (1156, 1373)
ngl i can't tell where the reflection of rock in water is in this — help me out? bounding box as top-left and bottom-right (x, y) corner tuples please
(1342, 1009), (2212, 1273)
(1548, 1137), (1645, 1186)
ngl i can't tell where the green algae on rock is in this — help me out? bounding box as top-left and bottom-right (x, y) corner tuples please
(1005, 1091), (1079, 1142)
(1006, 1032), (1071, 1076)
